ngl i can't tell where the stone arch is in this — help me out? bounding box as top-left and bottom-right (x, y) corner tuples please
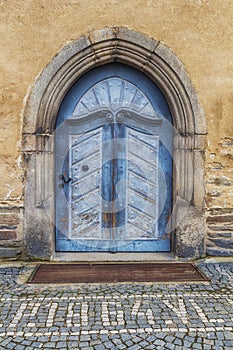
(22, 27), (206, 260)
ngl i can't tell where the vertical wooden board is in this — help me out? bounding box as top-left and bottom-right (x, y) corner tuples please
(68, 129), (102, 242)
(158, 141), (173, 239)
(101, 124), (113, 233)
(101, 123), (127, 250)
(114, 124), (126, 233)
(126, 128), (159, 241)
(110, 124), (126, 251)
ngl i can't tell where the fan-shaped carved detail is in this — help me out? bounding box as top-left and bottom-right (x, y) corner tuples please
(73, 78), (155, 118)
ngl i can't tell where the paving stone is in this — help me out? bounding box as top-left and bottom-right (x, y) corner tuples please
(216, 332), (225, 340)
(5, 343), (15, 349)
(79, 341), (90, 347)
(80, 334), (91, 341)
(127, 345), (141, 350)
(192, 344), (203, 349)
(67, 341), (80, 347)
(125, 340), (134, 347)
(174, 338), (182, 345)
(154, 339), (165, 346)
(165, 343), (175, 349)
(43, 342), (57, 348)
(56, 342), (67, 347)
(183, 340), (192, 348)
(225, 331), (233, 339)
(112, 342), (126, 349)
(165, 335), (175, 342)
(1, 338), (12, 346)
(132, 336), (142, 343)
(203, 345), (211, 350)
(146, 335), (156, 342)
(224, 340), (233, 347)
(14, 345), (25, 350)
(30, 341), (42, 348)
(0, 262), (232, 348)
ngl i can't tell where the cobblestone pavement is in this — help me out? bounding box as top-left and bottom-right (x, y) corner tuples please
(0, 261), (232, 349)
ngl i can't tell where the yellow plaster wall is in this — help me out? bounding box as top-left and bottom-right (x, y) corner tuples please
(0, 0), (233, 209)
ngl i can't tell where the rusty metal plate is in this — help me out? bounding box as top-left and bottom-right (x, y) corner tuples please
(28, 263), (209, 284)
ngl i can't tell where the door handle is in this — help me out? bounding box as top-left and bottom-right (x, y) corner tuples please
(59, 174), (72, 184)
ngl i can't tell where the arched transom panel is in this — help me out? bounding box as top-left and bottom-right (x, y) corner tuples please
(74, 78), (155, 117)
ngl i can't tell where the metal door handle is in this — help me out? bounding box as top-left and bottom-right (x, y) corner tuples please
(59, 174), (72, 183)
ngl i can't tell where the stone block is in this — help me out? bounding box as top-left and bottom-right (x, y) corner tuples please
(116, 27), (158, 52)
(24, 209), (53, 260)
(0, 230), (17, 240)
(194, 134), (208, 150)
(22, 134), (36, 152)
(208, 238), (233, 249)
(0, 209), (22, 256)
(89, 27), (116, 44)
(0, 248), (21, 259)
(207, 214), (233, 223)
(208, 224), (233, 231)
(206, 247), (233, 257)
(0, 213), (20, 226)
(208, 232), (232, 238)
(175, 204), (205, 259)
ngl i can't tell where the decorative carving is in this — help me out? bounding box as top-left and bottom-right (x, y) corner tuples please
(106, 113), (114, 122)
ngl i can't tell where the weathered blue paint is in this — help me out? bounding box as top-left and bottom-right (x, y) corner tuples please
(55, 63), (173, 252)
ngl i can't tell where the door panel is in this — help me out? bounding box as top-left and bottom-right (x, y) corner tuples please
(115, 128), (160, 250)
(56, 128), (103, 251)
(69, 130), (102, 244)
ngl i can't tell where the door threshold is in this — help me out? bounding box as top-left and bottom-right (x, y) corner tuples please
(52, 252), (176, 262)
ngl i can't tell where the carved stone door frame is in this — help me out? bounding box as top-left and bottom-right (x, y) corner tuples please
(22, 27), (206, 260)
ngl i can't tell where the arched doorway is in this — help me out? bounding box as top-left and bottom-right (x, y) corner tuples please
(55, 64), (172, 252)
(22, 28), (206, 260)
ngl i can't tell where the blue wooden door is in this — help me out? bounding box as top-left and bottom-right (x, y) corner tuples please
(55, 64), (172, 252)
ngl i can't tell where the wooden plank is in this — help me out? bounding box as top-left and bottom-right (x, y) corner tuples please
(69, 130), (102, 241)
(127, 129), (159, 241)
